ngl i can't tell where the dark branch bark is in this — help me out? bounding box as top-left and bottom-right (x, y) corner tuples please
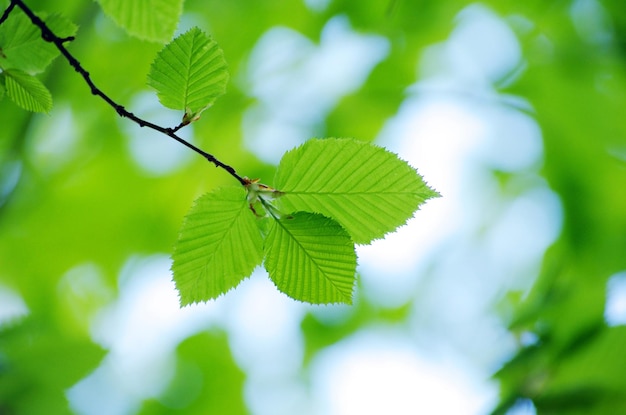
(0, 1), (16, 24)
(3, 0), (247, 185)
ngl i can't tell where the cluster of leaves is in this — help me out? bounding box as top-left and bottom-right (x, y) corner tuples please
(147, 26), (438, 305)
(173, 138), (438, 305)
(143, 21), (438, 306)
(0, 0), (438, 306)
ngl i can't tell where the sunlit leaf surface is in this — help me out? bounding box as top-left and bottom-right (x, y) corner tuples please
(264, 212), (356, 304)
(274, 138), (439, 244)
(147, 27), (229, 121)
(4, 69), (51, 112)
(172, 187), (263, 305)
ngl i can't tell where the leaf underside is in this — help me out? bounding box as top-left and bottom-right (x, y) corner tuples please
(96, 0), (183, 42)
(172, 187), (263, 306)
(274, 138), (440, 244)
(264, 212), (356, 304)
(4, 69), (52, 113)
(147, 27), (229, 119)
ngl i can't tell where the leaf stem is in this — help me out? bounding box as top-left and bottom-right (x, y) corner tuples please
(4, 0), (247, 186)
(258, 195), (286, 220)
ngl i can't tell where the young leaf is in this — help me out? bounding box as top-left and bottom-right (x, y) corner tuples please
(96, 0), (183, 42)
(147, 27), (229, 123)
(0, 12), (77, 74)
(172, 187), (263, 306)
(264, 212), (356, 304)
(274, 138), (440, 244)
(4, 69), (52, 113)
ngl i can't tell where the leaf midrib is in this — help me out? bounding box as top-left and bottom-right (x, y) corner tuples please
(275, 217), (352, 300)
(282, 190), (423, 195)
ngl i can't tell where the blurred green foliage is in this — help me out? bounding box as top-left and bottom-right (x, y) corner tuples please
(1, 0), (626, 414)
(138, 331), (247, 414)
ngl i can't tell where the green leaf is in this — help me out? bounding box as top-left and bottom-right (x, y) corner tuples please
(274, 138), (440, 244)
(45, 14), (79, 39)
(4, 69), (52, 113)
(0, 12), (77, 74)
(264, 212), (356, 304)
(147, 27), (229, 123)
(96, 0), (183, 42)
(172, 187), (263, 306)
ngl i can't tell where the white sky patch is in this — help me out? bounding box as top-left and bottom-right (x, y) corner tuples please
(222, 271), (310, 415)
(223, 270), (306, 378)
(420, 4), (523, 86)
(243, 15), (389, 163)
(0, 284), (29, 326)
(67, 255), (225, 415)
(310, 328), (497, 415)
(358, 98), (489, 306)
(122, 92), (194, 176)
(478, 106), (542, 171)
(605, 271), (626, 326)
(451, 5), (523, 83)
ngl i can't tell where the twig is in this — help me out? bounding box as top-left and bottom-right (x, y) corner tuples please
(0, 0), (15, 24)
(3, 0), (247, 185)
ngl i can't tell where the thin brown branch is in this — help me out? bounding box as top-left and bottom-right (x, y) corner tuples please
(3, 0), (247, 185)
